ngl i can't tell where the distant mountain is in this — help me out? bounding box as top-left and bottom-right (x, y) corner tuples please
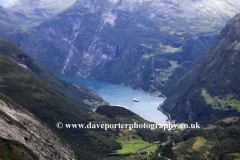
(6, 0), (76, 21)
(161, 13), (240, 124)
(20, 0), (240, 93)
(0, 5), (28, 41)
(0, 0), (76, 44)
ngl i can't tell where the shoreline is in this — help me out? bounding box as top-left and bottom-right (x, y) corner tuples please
(158, 104), (171, 122)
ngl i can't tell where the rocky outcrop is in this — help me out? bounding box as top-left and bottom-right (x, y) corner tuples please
(0, 95), (76, 160)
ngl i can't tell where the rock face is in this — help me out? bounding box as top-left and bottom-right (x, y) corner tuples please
(0, 94), (76, 160)
(161, 13), (240, 124)
(20, 0), (240, 92)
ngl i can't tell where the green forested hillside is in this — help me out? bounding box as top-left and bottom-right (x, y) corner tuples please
(0, 38), (121, 159)
(1, 37), (240, 160)
(0, 38), (105, 111)
(161, 13), (240, 124)
(0, 137), (38, 160)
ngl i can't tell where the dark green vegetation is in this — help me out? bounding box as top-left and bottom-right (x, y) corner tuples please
(1, 37), (240, 159)
(0, 38), (171, 159)
(94, 105), (170, 160)
(96, 107), (240, 160)
(1, 1), (240, 159)
(154, 117), (240, 160)
(19, 0), (240, 94)
(0, 38), (105, 111)
(161, 13), (240, 124)
(0, 137), (38, 160)
(0, 38), (120, 159)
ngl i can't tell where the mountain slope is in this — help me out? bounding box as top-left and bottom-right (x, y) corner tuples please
(161, 13), (240, 124)
(0, 37), (172, 159)
(0, 38), (122, 159)
(0, 38), (106, 111)
(0, 0), (76, 44)
(20, 0), (240, 93)
(0, 5), (29, 41)
(154, 117), (240, 160)
(0, 92), (76, 159)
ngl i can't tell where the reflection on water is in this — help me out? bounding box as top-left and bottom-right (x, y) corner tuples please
(60, 76), (167, 124)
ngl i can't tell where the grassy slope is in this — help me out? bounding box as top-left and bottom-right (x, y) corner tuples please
(94, 105), (170, 159)
(0, 38), (105, 111)
(154, 117), (240, 160)
(0, 137), (38, 160)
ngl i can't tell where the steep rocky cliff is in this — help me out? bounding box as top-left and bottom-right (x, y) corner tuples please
(0, 92), (76, 160)
(20, 0), (240, 92)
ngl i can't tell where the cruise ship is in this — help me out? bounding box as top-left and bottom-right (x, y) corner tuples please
(133, 98), (139, 102)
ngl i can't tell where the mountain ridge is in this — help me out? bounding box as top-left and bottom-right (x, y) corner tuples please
(19, 0), (240, 93)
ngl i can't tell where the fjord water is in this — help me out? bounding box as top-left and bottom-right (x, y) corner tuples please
(60, 76), (167, 124)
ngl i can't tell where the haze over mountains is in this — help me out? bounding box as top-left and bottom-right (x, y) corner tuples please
(6, 0), (76, 20)
(0, 0), (76, 42)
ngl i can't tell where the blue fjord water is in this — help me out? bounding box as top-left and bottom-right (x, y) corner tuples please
(60, 76), (167, 124)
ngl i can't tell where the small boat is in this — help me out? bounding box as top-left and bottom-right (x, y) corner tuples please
(133, 98), (139, 102)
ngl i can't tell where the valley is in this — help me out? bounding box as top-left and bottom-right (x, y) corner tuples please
(0, 0), (240, 159)
(18, 0), (240, 93)
(60, 76), (167, 124)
